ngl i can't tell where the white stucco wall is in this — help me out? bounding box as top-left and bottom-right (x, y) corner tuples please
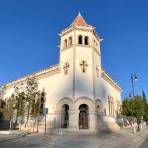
(75, 46), (93, 99)
(3, 25), (122, 122)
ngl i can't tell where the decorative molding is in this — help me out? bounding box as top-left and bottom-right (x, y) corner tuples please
(60, 26), (75, 37)
(76, 44), (92, 48)
(101, 68), (122, 92)
(60, 25), (99, 40)
(61, 44), (74, 51)
(4, 65), (61, 90)
(93, 47), (100, 56)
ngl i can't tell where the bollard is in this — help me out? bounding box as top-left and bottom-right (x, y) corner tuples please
(59, 129), (63, 135)
(133, 126), (136, 134)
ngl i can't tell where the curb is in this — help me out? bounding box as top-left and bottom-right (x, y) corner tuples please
(0, 133), (27, 143)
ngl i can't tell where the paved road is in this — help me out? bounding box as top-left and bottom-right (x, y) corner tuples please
(138, 137), (148, 148)
(0, 128), (148, 148)
(0, 134), (48, 148)
(0, 132), (139, 148)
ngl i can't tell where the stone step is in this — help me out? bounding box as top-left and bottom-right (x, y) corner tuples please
(46, 128), (99, 135)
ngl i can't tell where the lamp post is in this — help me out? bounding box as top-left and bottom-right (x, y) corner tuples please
(43, 107), (48, 136)
(131, 74), (138, 97)
(131, 73), (140, 131)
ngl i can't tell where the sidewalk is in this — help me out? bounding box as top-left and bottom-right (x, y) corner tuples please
(0, 130), (26, 143)
(118, 127), (148, 148)
(0, 127), (148, 147)
(41, 127), (148, 148)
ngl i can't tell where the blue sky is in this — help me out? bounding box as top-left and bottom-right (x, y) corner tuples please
(0, 0), (148, 99)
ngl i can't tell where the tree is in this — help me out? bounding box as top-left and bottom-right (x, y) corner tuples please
(25, 77), (40, 127)
(0, 86), (5, 108)
(0, 99), (6, 109)
(132, 95), (145, 119)
(122, 96), (145, 118)
(122, 95), (145, 128)
(12, 86), (26, 124)
(0, 93), (16, 129)
(144, 104), (148, 122)
(122, 98), (132, 117)
(0, 86), (4, 99)
(36, 90), (46, 132)
(6, 96), (15, 121)
(0, 86), (6, 120)
(0, 100), (6, 120)
(142, 90), (148, 121)
(31, 96), (41, 132)
(1, 77), (45, 131)
(142, 90), (147, 103)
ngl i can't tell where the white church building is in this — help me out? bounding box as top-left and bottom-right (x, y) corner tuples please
(3, 13), (122, 133)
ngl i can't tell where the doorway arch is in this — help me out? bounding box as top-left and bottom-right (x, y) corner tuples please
(61, 104), (69, 128)
(79, 104), (89, 129)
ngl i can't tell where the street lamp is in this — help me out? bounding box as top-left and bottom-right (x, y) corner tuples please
(131, 74), (138, 97)
(130, 73), (141, 132)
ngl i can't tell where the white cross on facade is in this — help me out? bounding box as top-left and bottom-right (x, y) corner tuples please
(80, 60), (88, 73)
(63, 63), (70, 74)
(96, 66), (99, 77)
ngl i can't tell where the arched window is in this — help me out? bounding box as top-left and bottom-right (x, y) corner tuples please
(108, 96), (114, 116)
(63, 39), (67, 48)
(78, 35), (83, 44)
(84, 36), (89, 45)
(69, 37), (72, 46)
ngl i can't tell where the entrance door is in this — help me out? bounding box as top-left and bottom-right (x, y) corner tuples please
(61, 104), (69, 128)
(79, 104), (89, 129)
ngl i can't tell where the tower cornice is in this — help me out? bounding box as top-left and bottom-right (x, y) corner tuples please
(59, 25), (100, 42)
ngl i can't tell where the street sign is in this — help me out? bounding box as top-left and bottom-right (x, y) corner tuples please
(43, 108), (48, 115)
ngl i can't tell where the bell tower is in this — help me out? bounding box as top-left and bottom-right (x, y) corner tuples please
(59, 13), (102, 99)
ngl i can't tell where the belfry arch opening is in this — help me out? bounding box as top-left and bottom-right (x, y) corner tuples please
(61, 104), (69, 128)
(69, 37), (72, 46)
(84, 36), (89, 45)
(78, 35), (83, 44)
(64, 39), (67, 48)
(79, 104), (89, 129)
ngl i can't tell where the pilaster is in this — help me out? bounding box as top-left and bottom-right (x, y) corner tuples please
(69, 110), (79, 129)
(89, 111), (97, 129)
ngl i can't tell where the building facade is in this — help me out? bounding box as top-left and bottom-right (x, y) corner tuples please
(3, 13), (122, 133)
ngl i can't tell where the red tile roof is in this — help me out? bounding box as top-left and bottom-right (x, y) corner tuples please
(71, 12), (87, 26)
